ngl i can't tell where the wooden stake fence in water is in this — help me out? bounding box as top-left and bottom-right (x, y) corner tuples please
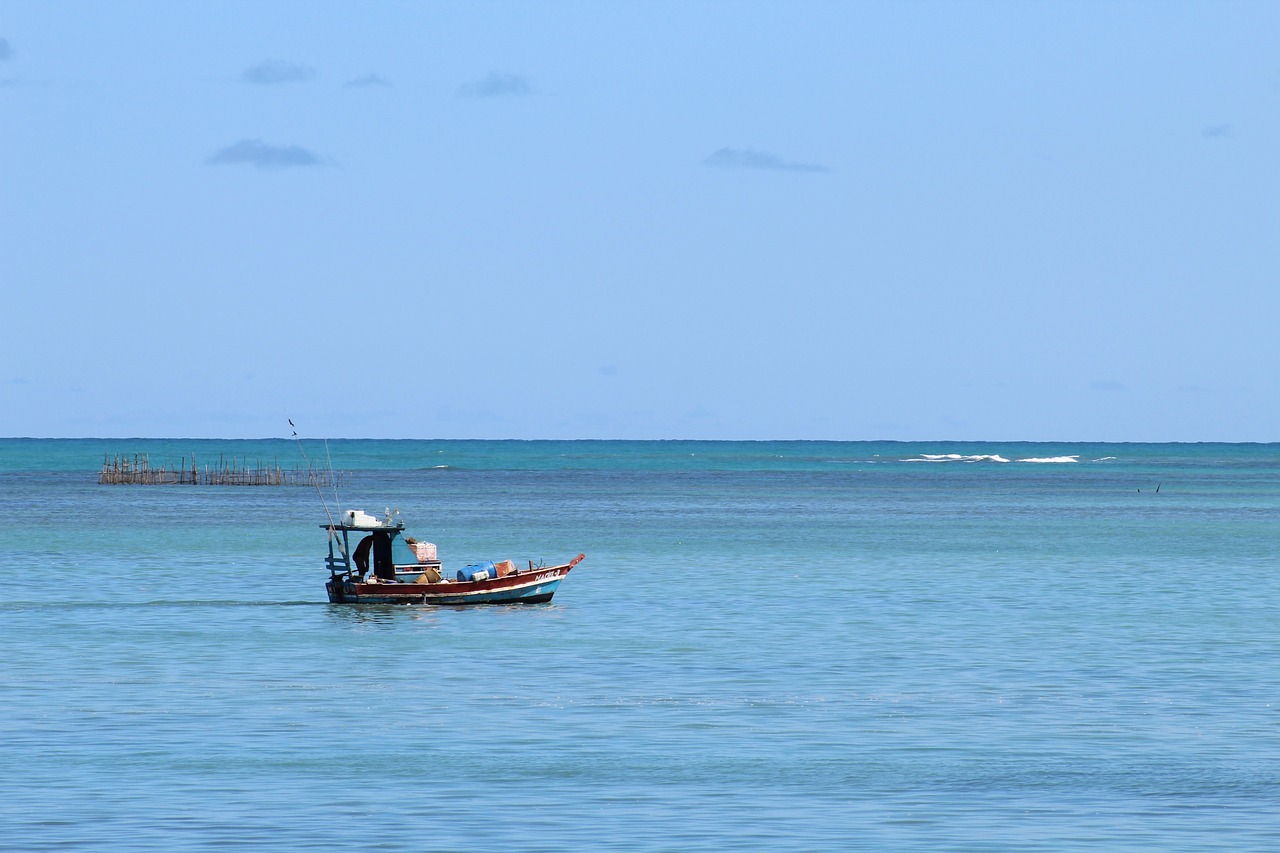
(99, 452), (346, 487)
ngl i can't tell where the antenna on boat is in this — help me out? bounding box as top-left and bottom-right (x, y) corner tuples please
(290, 419), (339, 532)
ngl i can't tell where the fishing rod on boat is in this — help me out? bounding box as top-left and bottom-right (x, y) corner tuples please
(289, 419), (341, 540)
(323, 435), (342, 519)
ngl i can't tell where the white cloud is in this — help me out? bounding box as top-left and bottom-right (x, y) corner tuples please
(243, 60), (315, 85)
(703, 147), (828, 173)
(206, 139), (321, 169)
(345, 73), (391, 88)
(458, 72), (531, 98)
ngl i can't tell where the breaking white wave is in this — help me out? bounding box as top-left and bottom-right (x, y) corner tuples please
(904, 454), (1011, 463)
(902, 453), (1085, 465)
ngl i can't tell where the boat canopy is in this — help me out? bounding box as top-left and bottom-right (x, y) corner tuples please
(322, 509), (420, 579)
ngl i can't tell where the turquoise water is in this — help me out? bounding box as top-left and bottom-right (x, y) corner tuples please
(1, 440), (1278, 850)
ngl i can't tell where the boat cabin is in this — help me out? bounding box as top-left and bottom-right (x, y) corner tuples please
(323, 509), (443, 584)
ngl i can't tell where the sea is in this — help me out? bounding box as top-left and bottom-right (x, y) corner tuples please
(1, 438), (1278, 851)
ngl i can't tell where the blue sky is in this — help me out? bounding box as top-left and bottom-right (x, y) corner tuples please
(2, 1), (1277, 440)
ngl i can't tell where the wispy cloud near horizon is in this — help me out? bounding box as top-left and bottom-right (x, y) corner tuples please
(206, 139), (321, 169)
(458, 72), (531, 98)
(703, 147), (829, 173)
(345, 73), (391, 88)
(243, 60), (315, 85)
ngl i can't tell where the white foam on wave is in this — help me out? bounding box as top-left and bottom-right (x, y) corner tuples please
(1016, 456), (1079, 464)
(904, 454), (1011, 463)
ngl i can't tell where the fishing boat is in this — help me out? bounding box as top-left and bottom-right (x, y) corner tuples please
(322, 508), (584, 605)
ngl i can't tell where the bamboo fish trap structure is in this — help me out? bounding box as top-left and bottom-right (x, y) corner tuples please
(99, 453), (347, 487)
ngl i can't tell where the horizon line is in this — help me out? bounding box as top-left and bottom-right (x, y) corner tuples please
(2, 436), (1276, 445)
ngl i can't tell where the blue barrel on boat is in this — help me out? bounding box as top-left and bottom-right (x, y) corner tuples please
(457, 561), (495, 582)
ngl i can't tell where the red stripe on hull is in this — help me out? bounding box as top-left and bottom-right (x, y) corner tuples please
(328, 560), (578, 605)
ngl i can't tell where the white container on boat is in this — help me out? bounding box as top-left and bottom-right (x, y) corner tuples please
(412, 542), (438, 562)
(345, 509), (380, 528)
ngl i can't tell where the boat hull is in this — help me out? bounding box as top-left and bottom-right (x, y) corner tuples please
(326, 560), (577, 605)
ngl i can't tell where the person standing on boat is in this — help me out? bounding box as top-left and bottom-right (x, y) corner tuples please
(370, 531), (395, 581)
(353, 531), (396, 581)
(353, 534), (373, 577)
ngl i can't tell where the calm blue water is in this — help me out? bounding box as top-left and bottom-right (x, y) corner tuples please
(1, 440), (1278, 850)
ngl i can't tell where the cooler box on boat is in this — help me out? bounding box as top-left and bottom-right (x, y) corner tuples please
(343, 510), (381, 528)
